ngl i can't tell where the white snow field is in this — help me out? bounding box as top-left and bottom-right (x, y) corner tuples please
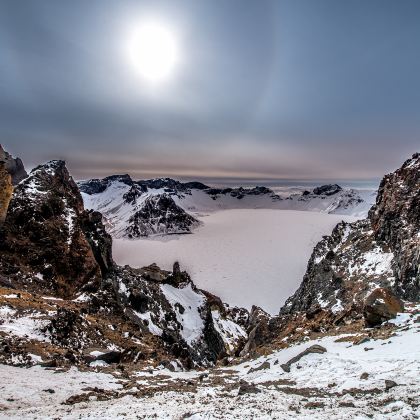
(1, 306), (418, 419)
(113, 209), (355, 314)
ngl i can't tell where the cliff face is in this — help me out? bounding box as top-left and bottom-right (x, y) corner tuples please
(281, 153), (419, 316)
(0, 145), (27, 185)
(0, 158), (248, 367)
(0, 160), (111, 298)
(0, 163), (13, 224)
(368, 153), (420, 300)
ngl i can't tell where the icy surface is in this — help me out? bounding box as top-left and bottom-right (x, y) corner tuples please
(114, 210), (355, 314)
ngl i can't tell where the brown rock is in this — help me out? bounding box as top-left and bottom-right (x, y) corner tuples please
(363, 288), (404, 327)
(0, 163), (13, 224)
(281, 344), (327, 372)
(238, 380), (261, 395)
(247, 360), (270, 374)
(385, 379), (398, 390)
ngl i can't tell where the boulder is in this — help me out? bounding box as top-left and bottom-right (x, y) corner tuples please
(238, 380), (261, 395)
(385, 379), (398, 390)
(363, 288), (404, 327)
(280, 344), (327, 372)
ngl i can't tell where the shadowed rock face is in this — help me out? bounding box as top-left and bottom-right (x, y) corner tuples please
(0, 163), (13, 223)
(0, 160), (112, 298)
(369, 153), (420, 300)
(363, 288), (404, 327)
(0, 145), (27, 185)
(0, 158), (248, 366)
(281, 153), (419, 316)
(125, 194), (200, 238)
(312, 184), (342, 196)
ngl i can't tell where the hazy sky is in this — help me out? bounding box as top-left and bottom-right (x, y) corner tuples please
(1, 0), (419, 181)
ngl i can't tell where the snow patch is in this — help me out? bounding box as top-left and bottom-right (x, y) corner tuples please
(160, 283), (205, 345)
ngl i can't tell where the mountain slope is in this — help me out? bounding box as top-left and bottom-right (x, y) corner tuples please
(0, 145), (27, 185)
(79, 176), (375, 238)
(80, 177), (200, 238)
(0, 161), (248, 367)
(0, 160), (111, 298)
(281, 153), (420, 316)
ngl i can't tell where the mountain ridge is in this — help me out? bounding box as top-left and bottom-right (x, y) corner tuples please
(79, 175), (375, 238)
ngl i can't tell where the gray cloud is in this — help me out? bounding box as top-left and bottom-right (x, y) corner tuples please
(1, 0), (419, 181)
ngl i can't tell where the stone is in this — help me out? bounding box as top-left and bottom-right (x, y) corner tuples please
(354, 337), (370, 345)
(360, 372), (369, 380)
(0, 145), (28, 185)
(385, 380), (398, 390)
(238, 380), (261, 395)
(247, 361), (270, 374)
(0, 163), (13, 224)
(363, 288), (404, 327)
(281, 344), (327, 372)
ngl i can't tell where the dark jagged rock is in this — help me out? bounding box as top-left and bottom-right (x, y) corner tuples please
(281, 153), (419, 317)
(206, 186), (280, 201)
(122, 184), (145, 204)
(280, 344), (327, 373)
(0, 144), (28, 185)
(183, 181), (210, 190)
(312, 184), (342, 196)
(369, 153), (420, 300)
(240, 306), (271, 357)
(0, 157), (248, 368)
(363, 288), (404, 327)
(78, 174), (133, 195)
(113, 264), (247, 365)
(125, 194), (200, 238)
(0, 163), (13, 223)
(238, 380), (261, 395)
(0, 160), (110, 298)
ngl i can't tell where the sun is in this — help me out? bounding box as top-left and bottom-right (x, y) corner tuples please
(127, 21), (178, 83)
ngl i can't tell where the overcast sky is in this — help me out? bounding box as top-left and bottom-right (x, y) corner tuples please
(0, 0), (419, 181)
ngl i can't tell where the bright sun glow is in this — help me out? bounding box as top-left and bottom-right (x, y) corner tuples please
(127, 21), (178, 83)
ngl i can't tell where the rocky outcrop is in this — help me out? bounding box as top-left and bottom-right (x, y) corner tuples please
(369, 153), (420, 300)
(206, 186), (280, 201)
(313, 184), (342, 196)
(281, 153), (419, 317)
(363, 288), (404, 327)
(280, 344), (327, 372)
(0, 157), (247, 367)
(0, 160), (110, 298)
(114, 264), (247, 365)
(125, 194), (200, 238)
(0, 163), (13, 224)
(0, 145), (27, 185)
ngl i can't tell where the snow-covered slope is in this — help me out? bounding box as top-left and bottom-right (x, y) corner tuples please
(80, 177), (200, 238)
(1, 303), (418, 419)
(79, 176), (376, 238)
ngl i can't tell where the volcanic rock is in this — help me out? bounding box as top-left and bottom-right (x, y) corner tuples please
(280, 344), (327, 372)
(281, 153), (419, 317)
(0, 160), (110, 297)
(0, 144), (27, 185)
(363, 288), (404, 327)
(0, 163), (13, 224)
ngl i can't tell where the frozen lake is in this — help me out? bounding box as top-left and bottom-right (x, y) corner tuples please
(113, 209), (355, 314)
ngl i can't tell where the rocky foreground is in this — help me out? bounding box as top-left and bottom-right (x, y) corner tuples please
(0, 149), (419, 419)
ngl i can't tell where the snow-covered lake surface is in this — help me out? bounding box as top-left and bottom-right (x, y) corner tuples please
(113, 209), (355, 314)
